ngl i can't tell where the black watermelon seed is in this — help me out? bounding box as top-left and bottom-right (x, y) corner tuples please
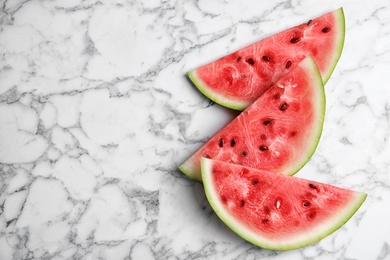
(230, 139), (236, 147)
(322, 27), (331, 33)
(285, 60), (292, 69)
(246, 58), (255, 65)
(307, 19), (312, 26)
(259, 146), (269, 151)
(262, 218), (269, 223)
(303, 201), (311, 207)
(252, 179), (259, 185)
(219, 138), (224, 147)
(240, 200), (245, 207)
(236, 56), (242, 62)
(263, 119), (273, 125)
(262, 55), (271, 62)
(290, 37), (300, 43)
(309, 183), (317, 189)
(308, 211), (317, 219)
(241, 151), (247, 157)
(280, 102), (288, 111)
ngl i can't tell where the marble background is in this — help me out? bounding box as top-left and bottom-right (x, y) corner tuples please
(1, 0), (390, 259)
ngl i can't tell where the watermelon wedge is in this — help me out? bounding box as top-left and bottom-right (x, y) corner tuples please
(202, 158), (367, 250)
(179, 56), (325, 182)
(188, 8), (345, 110)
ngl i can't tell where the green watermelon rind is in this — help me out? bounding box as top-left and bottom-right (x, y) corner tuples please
(187, 8), (345, 111)
(274, 56), (325, 178)
(178, 157), (199, 181)
(201, 158), (367, 251)
(181, 56), (326, 183)
(187, 70), (250, 111)
(321, 7), (345, 84)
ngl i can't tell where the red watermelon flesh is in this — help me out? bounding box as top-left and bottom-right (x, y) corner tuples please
(202, 158), (367, 250)
(188, 8), (345, 110)
(179, 56), (324, 182)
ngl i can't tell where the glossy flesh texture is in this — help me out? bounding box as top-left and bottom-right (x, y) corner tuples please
(202, 158), (367, 250)
(188, 8), (345, 110)
(180, 56), (324, 182)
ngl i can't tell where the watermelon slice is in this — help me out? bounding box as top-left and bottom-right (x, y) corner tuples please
(179, 56), (324, 182)
(202, 158), (367, 250)
(188, 8), (345, 110)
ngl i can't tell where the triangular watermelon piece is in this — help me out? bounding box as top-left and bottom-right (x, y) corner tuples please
(180, 56), (325, 182)
(188, 8), (345, 111)
(201, 158), (367, 250)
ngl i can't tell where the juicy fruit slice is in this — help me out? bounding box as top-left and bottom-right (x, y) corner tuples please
(179, 56), (324, 182)
(202, 158), (367, 250)
(188, 8), (345, 110)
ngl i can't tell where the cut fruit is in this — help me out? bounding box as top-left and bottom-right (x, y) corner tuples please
(201, 158), (367, 250)
(188, 8), (345, 110)
(179, 56), (325, 182)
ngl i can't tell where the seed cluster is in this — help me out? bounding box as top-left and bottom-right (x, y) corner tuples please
(257, 184), (319, 225)
(233, 23), (333, 87)
(212, 99), (292, 160)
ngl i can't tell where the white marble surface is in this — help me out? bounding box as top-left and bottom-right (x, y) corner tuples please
(0, 0), (389, 259)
